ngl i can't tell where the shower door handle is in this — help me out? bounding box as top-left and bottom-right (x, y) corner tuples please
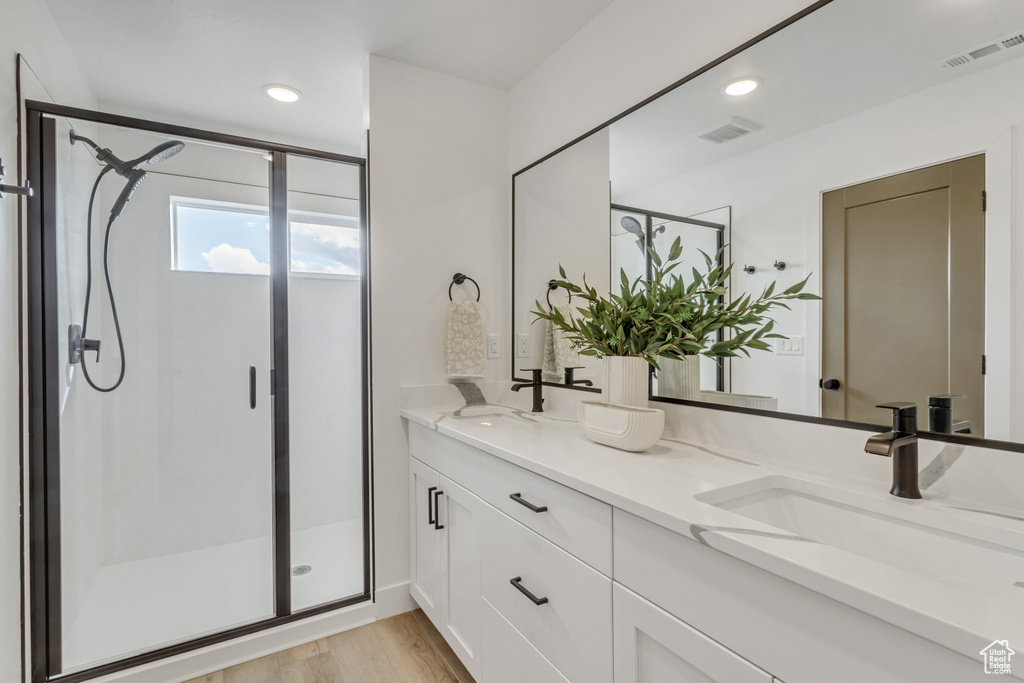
(249, 366), (257, 409)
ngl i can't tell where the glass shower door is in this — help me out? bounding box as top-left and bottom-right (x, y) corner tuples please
(51, 115), (277, 672)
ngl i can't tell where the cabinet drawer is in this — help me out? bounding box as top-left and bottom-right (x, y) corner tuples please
(477, 452), (612, 575)
(409, 422), (480, 490)
(482, 597), (570, 683)
(614, 583), (771, 683)
(481, 503), (612, 683)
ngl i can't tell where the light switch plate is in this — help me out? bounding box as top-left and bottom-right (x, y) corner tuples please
(516, 334), (530, 358)
(775, 336), (804, 356)
(487, 334), (501, 359)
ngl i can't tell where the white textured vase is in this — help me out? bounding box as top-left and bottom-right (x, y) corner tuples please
(578, 401), (665, 452)
(601, 356), (649, 408)
(659, 356), (701, 401)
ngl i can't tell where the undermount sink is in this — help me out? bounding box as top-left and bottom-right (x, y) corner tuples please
(449, 404), (538, 427)
(695, 476), (1024, 591)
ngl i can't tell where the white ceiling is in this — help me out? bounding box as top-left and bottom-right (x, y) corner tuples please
(41, 0), (613, 154)
(610, 0), (1024, 198)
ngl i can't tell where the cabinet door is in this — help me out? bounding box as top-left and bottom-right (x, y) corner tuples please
(614, 584), (772, 683)
(439, 475), (482, 680)
(409, 456), (442, 625)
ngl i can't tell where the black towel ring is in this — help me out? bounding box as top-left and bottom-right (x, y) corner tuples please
(546, 280), (572, 310)
(449, 273), (480, 302)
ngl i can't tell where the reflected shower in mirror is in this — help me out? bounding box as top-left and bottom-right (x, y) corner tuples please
(512, 0), (1024, 444)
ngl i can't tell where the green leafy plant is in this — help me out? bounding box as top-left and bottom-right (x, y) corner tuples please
(532, 237), (820, 369)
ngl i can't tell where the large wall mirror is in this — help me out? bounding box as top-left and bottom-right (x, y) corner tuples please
(513, 0), (1024, 447)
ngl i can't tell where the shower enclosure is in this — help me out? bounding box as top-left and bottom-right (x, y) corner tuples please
(25, 102), (370, 683)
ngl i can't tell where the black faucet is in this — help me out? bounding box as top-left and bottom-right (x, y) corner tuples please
(512, 369), (545, 413)
(563, 366), (593, 387)
(865, 402), (921, 499)
(928, 394), (972, 434)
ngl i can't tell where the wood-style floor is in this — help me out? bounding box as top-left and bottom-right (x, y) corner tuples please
(184, 610), (474, 683)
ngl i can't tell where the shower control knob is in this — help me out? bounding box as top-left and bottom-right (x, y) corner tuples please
(82, 338), (101, 362)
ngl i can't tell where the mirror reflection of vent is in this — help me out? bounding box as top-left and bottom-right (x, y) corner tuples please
(694, 117), (761, 145)
(937, 29), (1024, 69)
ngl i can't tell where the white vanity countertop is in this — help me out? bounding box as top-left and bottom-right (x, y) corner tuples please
(401, 403), (1024, 666)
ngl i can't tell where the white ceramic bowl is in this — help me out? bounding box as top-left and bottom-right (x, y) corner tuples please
(578, 400), (665, 452)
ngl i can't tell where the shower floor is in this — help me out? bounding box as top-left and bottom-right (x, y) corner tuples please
(63, 519), (364, 673)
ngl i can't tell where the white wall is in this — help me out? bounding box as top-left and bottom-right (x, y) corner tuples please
(618, 56), (1024, 431)
(367, 55), (509, 597)
(508, 0), (812, 172)
(1, 2), (97, 680)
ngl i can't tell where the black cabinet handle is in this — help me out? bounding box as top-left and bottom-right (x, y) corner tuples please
(820, 378), (841, 391)
(510, 493), (548, 513)
(249, 365), (256, 409)
(433, 489), (445, 530)
(510, 576), (548, 605)
(427, 486), (437, 525)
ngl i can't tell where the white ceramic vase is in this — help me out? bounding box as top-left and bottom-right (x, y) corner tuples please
(601, 356), (649, 408)
(658, 356), (701, 401)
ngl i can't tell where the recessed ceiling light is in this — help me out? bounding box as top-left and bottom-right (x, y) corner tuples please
(722, 78), (760, 96)
(263, 84), (301, 103)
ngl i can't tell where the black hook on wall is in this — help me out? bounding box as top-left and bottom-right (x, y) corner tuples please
(743, 265), (756, 274)
(449, 273), (480, 301)
(774, 260), (787, 271)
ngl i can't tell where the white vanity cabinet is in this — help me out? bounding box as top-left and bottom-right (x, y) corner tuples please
(408, 439), (483, 680)
(408, 455), (442, 624)
(406, 422), (995, 683)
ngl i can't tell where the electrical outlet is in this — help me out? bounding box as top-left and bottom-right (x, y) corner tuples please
(775, 336), (804, 356)
(517, 334), (530, 358)
(487, 334), (501, 359)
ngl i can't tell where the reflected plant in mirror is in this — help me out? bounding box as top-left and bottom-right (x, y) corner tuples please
(533, 237), (820, 402)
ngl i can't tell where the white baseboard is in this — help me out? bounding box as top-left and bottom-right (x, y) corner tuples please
(374, 581), (416, 620)
(90, 601), (378, 683)
(36, 586), (416, 683)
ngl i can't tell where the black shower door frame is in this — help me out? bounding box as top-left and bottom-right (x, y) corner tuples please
(24, 101), (372, 683)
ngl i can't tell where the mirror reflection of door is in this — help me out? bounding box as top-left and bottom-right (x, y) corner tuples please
(822, 155), (985, 434)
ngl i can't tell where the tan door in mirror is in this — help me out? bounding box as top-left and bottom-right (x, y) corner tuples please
(822, 155), (985, 433)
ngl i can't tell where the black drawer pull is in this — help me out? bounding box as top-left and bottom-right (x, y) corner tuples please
(510, 576), (548, 605)
(433, 489), (445, 530)
(427, 486), (437, 525)
(510, 493), (548, 513)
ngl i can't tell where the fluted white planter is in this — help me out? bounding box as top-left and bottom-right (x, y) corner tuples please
(578, 401), (665, 452)
(601, 356), (649, 408)
(658, 356), (701, 401)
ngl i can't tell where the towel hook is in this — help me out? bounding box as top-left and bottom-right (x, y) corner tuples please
(546, 280), (572, 310)
(449, 273), (480, 302)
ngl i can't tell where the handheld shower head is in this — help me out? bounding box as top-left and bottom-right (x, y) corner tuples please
(620, 216), (643, 237)
(130, 141), (186, 167)
(109, 168), (147, 219)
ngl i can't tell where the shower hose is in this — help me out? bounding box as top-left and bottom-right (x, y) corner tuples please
(80, 165), (127, 392)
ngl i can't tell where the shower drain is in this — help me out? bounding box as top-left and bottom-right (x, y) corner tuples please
(291, 565), (313, 576)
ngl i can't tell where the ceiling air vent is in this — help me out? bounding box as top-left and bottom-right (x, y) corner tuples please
(936, 29), (1024, 70)
(693, 117), (761, 145)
